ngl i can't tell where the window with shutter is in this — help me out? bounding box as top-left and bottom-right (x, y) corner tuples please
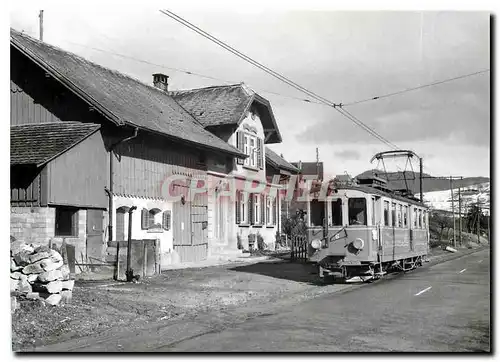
(260, 194), (265, 225)
(162, 210), (171, 231)
(236, 131), (244, 165)
(257, 138), (263, 169)
(141, 208), (149, 230)
(248, 193), (254, 225)
(235, 190), (241, 224)
(273, 197), (277, 226)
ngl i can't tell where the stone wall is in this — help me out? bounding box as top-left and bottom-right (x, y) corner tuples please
(10, 207), (88, 272)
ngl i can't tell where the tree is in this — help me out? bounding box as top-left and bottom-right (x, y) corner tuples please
(429, 211), (452, 242)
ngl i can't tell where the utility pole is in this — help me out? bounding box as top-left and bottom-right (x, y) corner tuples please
(316, 147), (320, 180)
(477, 199), (481, 244)
(419, 157), (424, 203)
(39, 10), (44, 42)
(126, 206), (137, 281)
(458, 177), (462, 246)
(450, 176), (456, 248)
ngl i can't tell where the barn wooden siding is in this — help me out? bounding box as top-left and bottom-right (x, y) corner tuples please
(10, 80), (61, 125)
(10, 48), (107, 127)
(47, 131), (108, 208)
(113, 133), (212, 199)
(11, 165), (41, 207)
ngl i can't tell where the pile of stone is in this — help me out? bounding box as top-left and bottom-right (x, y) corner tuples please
(10, 238), (74, 308)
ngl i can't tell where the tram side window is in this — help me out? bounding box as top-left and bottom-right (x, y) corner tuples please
(371, 197), (376, 226)
(391, 202), (397, 227)
(397, 204), (403, 228)
(413, 208), (418, 228)
(349, 198), (367, 226)
(418, 209), (422, 228)
(423, 211), (427, 229)
(331, 199), (343, 226)
(383, 201), (390, 226)
(310, 200), (325, 227)
(403, 205), (408, 227)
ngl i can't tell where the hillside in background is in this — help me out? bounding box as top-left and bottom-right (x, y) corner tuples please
(356, 169), (489, 193)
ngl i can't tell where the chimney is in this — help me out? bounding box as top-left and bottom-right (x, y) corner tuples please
(153, 73), (169, 92)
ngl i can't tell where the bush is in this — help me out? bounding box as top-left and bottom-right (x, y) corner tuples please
(257, 234), (266, 251)
(237, 234), (243, 250)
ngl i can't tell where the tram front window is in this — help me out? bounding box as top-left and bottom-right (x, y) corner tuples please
(331, 199), (343, 226)
(348, 198), (367, 226)
(310, 200), (325, 227)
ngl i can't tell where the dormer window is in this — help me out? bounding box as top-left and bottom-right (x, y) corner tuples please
(236, 130), (263, 170)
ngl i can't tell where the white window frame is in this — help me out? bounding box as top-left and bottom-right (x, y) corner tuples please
(253, 194), (261, 225)
(240, 191), (248, 224)
(266, 195), (273, 225)
(243, 133), (258, 168)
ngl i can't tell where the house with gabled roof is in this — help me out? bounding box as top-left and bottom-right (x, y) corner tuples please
(10, 29), (247, 267)
(171, 84), (298, 251)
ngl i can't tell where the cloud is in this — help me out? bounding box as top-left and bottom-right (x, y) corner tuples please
(334, 150), (361, 160)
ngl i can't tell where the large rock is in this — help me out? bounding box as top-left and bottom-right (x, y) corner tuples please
(33, 280), (63, 294)
(11, 259), (22, 272)
(41, 258), (64, 272)
(38, 270), (63, 283)
(27, 274), (40, 284)
(17, 277), (32, 293)
(14, 251), (33, 267)
(34, 245), (51, 254)
(10, 279), (18, 292)
(10, 271), (22, 280)
(26, 292), (40, 300)
(60, 265), (71, 280)
(11, 296), (17, 312)
(11, 238), (31, 256)
(45, 294), (62, 306)
(60, 290), (72, 304)
(22, 260), (45, 275)
(29, 251), (52, 264)
(61, 280), (75, 291)
(49, 249), (63, 262)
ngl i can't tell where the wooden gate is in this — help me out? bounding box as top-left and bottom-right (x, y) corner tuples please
(290, 219), (308, 262)
(86, 209), (104, 261)
(172, 182), (208, 262)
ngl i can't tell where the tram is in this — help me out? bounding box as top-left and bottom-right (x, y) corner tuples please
(305, 174), (430, 282)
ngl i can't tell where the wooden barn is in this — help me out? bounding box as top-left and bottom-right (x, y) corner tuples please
(10, 29), (246, 267)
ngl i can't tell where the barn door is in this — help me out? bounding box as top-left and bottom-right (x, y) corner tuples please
(191, 190), (208, 260)
(172, 180), (208, 262)
(86, 209), (104, 261)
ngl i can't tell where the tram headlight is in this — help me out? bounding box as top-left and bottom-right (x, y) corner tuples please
(352, 238), (365, 250)
(311, 239), (322, 249)
(371, 229), (378, 241)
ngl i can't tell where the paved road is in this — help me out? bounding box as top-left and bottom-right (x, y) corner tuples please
(159, 248), (490, 352)
(34, 248), (490, 352)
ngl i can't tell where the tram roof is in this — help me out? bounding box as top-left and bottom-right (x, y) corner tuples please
(330, 184), (427, 208)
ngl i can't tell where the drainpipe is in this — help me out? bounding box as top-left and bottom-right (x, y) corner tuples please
(107, 127), (139, 242)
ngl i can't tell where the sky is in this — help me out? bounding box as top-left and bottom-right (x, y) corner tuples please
(9, 5), (491, 179)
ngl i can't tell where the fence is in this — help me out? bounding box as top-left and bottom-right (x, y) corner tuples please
(290, 219), (309, 262)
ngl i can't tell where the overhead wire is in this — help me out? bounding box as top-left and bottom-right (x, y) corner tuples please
(342, 69), (490, 107)
(159, 9), (399, 150)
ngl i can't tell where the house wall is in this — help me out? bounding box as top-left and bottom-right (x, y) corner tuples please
(229, 110), (267, 181)
(233, 194), (281, 251)
(47, 131), (108, 209)
(113, 195), (176, 267)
